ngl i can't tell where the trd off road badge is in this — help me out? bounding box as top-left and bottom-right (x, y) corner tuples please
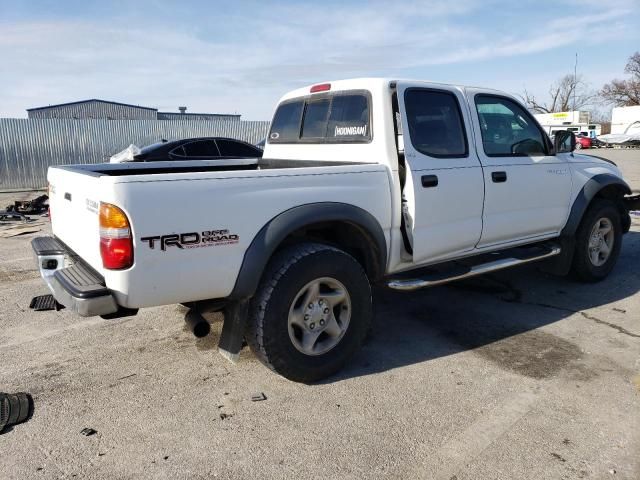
(141, 229), (239, 251)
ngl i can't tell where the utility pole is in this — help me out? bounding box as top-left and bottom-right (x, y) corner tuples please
(573, 52), (578, 122)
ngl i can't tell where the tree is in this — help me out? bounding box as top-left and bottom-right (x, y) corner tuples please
(600, 52), (640, 106)
(590, 109), (611, 134)
(522, 74), (595, 113)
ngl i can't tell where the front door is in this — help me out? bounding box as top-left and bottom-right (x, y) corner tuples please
(465, 90), (572, 248)
(397, 82), (485, 265)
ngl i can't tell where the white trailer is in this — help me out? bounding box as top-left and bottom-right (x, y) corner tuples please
(611, 106), (640, 135)
(533, 111), (601, 138)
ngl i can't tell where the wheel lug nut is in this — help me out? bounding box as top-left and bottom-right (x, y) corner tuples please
(323, 308), (329, 314)
(310, 323), (315, 329)
(304, 314), (310, 320)
(308, 303), (313, 309)
(320, 320), (325, 326)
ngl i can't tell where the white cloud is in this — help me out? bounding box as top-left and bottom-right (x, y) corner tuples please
(0, 0), (635, 119)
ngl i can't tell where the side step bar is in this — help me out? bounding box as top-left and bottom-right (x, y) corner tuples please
(387, 245), (561, 291)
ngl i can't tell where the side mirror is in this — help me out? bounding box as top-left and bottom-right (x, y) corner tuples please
(554, 130), (576, 154)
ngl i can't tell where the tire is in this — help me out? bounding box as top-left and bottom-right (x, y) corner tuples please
(575, 142), (582, 150)
(246, 242), (372, 383)
(570, 199), (622, 282)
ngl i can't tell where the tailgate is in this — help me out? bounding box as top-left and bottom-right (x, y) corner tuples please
(48, 167), (105, 274)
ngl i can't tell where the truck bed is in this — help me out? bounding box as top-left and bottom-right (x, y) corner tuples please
(47, 157), (391, 308)
(56, 158), (375, 177)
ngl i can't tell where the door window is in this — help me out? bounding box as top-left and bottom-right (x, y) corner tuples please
(181, 140), (221, 158)
(404, 89), (468, 158)
(215, 139), (262, 157)
(475, 96), (547, 156)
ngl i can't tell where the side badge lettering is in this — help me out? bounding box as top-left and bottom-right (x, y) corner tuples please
(141, 229), (239, 251)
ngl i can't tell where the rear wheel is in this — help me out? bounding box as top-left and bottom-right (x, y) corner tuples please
(570, 199), (622, 282)
(246, 242), (372, 383)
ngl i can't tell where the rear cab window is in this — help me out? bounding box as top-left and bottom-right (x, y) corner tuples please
(269, 90), (371, 144)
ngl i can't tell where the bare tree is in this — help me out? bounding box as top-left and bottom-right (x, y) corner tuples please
(590, 109), (612, 134)
(522, 74), (595, 113)
(600, 52), (640, 106)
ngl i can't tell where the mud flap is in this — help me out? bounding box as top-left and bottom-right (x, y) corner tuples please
(218, 299), (249, 363)
(539, 237), (575, 276)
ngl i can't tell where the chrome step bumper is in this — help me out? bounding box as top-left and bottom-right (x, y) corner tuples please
(31, 236), (118, 317)
(387, 245), (561, 291)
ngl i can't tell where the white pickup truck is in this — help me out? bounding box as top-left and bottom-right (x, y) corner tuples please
(33, 78), (639, 382)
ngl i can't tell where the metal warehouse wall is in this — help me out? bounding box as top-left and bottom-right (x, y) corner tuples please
(28, 100), (157, 120)
(156, 112), (241, 121)
(0, 118), (270, 190)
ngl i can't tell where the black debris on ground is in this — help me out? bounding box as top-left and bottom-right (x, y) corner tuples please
(29, 295), (63, 312)
(6, 195), (49, 215)
(80, 428), (97, 437)
(251, 392), (267, 402)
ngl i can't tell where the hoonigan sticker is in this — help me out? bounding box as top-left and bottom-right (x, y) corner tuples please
(141, 230), (239, 251)
(334, 125), (367, 136)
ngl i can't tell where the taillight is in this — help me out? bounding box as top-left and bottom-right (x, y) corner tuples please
(310, 83), (331, 93)
(99, 202), (133, 270)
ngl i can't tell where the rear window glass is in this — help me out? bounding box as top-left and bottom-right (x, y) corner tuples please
(268, 91), (371, 144)
(326, 94), (369, 139)
(301, 99), (330, 138)
(269, 100), (304, 142)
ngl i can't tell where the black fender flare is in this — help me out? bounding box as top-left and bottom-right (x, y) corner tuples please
(229, 202), (388, 300)
(541, 173), (630, 276)
(561, 173), (631, 237)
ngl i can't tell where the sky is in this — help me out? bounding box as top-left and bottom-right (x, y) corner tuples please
(0, 0), (639, 120)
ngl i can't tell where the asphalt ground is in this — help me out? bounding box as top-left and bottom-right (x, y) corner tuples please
(0, 148), (638, 479)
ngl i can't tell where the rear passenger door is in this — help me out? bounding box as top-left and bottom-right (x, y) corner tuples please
(397, 83), (485, 264)
(466, 91), (572, 248)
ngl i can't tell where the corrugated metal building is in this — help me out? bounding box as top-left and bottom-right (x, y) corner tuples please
(0, 118), (270, 190)
(157, 111), (241, 121)
(27, 99), (239, 121)
(27, 100), (158, 120)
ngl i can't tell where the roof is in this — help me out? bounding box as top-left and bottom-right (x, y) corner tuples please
(157, 111), (240, 118)
(27, 99), (158, 112)
(278, 77), (507, 103)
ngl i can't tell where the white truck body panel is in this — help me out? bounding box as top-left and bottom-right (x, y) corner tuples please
(49, 162), (391, 308)
(48, 168), (105, 272)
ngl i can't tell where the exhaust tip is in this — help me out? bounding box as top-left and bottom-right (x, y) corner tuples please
(185, 310), (211, 338)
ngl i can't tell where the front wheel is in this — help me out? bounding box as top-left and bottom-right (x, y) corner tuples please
(246, 243), (372, 383)
(570, 199), (622, 282)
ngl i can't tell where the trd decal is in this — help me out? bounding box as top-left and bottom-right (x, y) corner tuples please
(141, 229), (239, 251)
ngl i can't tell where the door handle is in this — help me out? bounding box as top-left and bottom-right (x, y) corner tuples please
(421, 175), (438, 188)
(491, 171), (507, 183)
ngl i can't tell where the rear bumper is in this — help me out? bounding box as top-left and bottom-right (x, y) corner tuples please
(31, 236), (119, 317)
